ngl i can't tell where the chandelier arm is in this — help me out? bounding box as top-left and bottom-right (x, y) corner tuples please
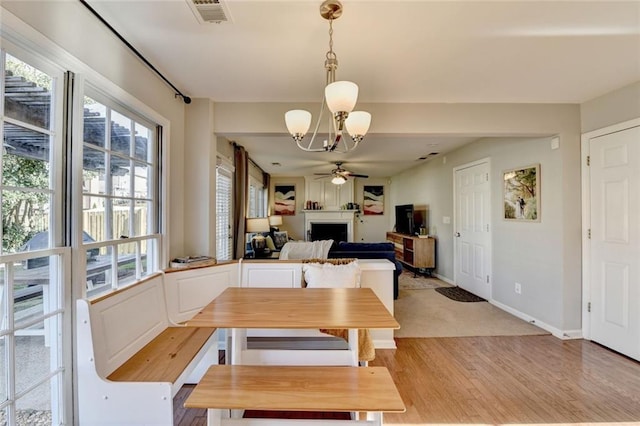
(295, 139), (329, 152)
(300, 94), (332, 151)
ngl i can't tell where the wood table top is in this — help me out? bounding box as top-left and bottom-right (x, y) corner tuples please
(184, 365), (406, 413)
(185, 287), (399, 329)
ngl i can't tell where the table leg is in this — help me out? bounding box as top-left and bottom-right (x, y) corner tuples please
(348, 328), (358, 366)
(367, 411), (383, 425)
(231, 327), (246, 365)
(206, 408), (222, 426)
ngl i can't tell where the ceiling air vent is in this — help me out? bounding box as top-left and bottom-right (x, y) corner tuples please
(417, 152), (439, 161)
(186, 0), (232, 24)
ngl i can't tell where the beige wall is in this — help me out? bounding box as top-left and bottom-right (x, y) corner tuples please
(353, 178), (393, 242)
(388, 104), (582, 335)
(581, 81), (640, 132)
(215, 101), (583, 136)
(392, 137), (571, 329)
(184, 99), (216, 257)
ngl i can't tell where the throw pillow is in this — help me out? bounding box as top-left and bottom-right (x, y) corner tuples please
(273, 231), (289, 249)
(303, 261), (361, 288)
(265, 235), (276, 251)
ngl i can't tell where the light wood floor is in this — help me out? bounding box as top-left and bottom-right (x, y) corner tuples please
(174, 336), (640, 425)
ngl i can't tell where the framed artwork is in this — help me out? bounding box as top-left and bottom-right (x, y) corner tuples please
(363, 185), (384, 215)
(274, 184), (296, 216)
(503, 164), (540, 221)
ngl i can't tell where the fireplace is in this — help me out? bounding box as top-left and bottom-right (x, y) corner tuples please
(310, 223), (348, 245)
(303, 211), (355, 243)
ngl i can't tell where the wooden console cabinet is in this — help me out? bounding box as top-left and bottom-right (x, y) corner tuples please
(386, 232), (435, 270)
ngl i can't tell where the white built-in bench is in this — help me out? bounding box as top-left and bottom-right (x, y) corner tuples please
(75, 259), (395, 424)
(76, 266), (235, 425)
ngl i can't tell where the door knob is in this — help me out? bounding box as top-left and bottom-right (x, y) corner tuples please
(455, 232), (461, 237)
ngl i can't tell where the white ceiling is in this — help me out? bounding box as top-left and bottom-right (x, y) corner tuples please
(86, 0), (640, 177)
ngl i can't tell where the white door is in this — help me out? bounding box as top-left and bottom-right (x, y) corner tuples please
(588, 125), (640, 360)
(454, 160), (491, 300)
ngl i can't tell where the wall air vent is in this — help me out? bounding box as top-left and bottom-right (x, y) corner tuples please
(186, 0), (232, 24)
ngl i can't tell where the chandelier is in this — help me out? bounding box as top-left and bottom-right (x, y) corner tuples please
(284, 0), (371, 153)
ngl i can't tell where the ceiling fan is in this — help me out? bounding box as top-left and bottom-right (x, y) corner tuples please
(314, 162), (369, 185)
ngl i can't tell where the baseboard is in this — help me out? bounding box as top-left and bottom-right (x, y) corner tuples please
(435, 274), (455, 285)
(561, 329), (583, 340)
(489, 300), (583, 340)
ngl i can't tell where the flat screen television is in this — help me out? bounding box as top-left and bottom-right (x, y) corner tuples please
(395, 204), (414, 235)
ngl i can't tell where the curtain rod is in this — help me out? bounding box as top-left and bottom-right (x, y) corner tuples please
(78, 0), (192, 104)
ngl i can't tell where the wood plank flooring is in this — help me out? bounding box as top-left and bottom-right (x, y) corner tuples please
(175, 336), (640, 425)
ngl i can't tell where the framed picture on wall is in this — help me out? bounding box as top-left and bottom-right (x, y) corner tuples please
(274, 184), (296, 216)
(363, 185), (384, 215)
(503, 164), (540, 221)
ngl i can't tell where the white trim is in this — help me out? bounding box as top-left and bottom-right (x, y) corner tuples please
(580, 117), (640, 341)
(490, 299), (582, 340)
(452, 157), (492, 301)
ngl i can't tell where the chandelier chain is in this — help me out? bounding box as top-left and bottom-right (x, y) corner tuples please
(326, 19), (336, 61)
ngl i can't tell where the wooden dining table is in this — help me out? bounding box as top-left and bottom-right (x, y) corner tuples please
(185, 287), (400, 366)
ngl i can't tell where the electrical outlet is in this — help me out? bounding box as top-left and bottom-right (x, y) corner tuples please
(515, 282), (522, 294)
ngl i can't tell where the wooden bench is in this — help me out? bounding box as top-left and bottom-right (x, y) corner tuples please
(76, 273), (219, 425)
(184, 365), (406, 425)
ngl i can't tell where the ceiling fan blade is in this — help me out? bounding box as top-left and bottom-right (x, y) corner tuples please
(314, 173), (332, 176)
(344, 172), (369, 178)
(314, 175), (330, 180)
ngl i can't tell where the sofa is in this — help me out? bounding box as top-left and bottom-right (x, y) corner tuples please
(328, 241), (402, 299)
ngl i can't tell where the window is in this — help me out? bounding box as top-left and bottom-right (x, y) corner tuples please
(0, 51), (67, 425)
(248, 177), (266, 219)
(216, 158), (233, 261)
(80, 90), (160, 297)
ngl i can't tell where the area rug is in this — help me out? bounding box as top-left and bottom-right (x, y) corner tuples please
(398, 270), (452, 290)
(435, 286), (485, 302)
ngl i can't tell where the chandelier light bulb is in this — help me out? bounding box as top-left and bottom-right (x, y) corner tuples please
(325, 81), (358, 114)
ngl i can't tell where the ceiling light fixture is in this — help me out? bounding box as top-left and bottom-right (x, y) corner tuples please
(331, 175), (347, 185)
(285, 0), (371, 153)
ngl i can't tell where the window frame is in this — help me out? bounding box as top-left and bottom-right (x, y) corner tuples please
(74, 82), (163, 298)
(0, 43), (69, 426)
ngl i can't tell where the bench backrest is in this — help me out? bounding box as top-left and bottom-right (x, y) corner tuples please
(163, 262), (238, 323)
(240, 259), (304, 288)
(83, 273), (169, 378)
